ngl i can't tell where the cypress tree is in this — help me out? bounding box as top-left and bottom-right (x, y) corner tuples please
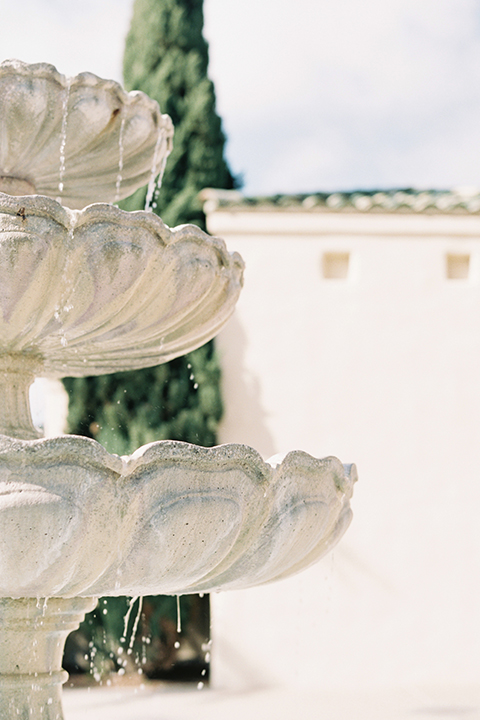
(122, 0), (235, 227)
(63, 0), (235, 681)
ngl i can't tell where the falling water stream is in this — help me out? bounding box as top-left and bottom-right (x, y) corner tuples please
(144, 129), (168, 211)
(121, 596), (144, 655)
(57, 78), (72, 203)
(176, 595), (182, 634)
(114, 117), (126, 204)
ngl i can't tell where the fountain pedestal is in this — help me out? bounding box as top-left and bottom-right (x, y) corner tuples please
(0, 357), (43, 440)
(0, 597), (96, 720)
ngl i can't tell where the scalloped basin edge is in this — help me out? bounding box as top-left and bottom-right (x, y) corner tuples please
(0, 433), (356, 599)
(0, 192), (244, 376)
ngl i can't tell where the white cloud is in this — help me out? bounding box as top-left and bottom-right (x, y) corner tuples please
(0, 0), (480, 194)
(0, 0), (132, 81)
(205, 0), (480, 194)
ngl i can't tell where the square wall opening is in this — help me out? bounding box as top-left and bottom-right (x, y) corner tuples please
(322, 252), (350, 279)
(446, 253), (470, 280)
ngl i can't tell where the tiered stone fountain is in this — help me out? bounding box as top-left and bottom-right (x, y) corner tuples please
(0, 60), (356, 720)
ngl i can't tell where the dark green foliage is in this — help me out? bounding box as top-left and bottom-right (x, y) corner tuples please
(63, 343), (223, 455)
(63, 595), (210, 681)
(122, 0), (236, 228)
(63, 0), (235, 681)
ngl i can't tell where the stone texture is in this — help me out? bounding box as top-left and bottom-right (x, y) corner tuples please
(0, 193), (244, 377)
(0, 59), (173, 208)
(0, 597), (96, 720)
(0, 62), (357, 720)
(0, 435), (356, 598)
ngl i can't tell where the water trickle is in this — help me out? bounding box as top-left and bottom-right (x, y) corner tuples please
(176, 594), (182, 634)
(57, 78), (72, 203)
(114, 116), (126, 204)
(144, 129), (167, 211)
(122, 596), (143, 653)
(128, 596), (143, 654)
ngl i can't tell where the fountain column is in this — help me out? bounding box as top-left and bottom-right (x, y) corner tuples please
(0, 597), (97, 720)
(0, 355), (43, 439)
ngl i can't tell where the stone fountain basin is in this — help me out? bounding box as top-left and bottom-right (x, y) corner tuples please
(0, 434), (356, 598)
(0, 59), (173, 208)
(0, 192), (244, 376)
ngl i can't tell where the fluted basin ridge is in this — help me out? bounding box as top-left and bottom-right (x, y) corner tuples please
(0, 59), (173, 208)
(0, 434), (356, 598)
(0, 192), (244, 377)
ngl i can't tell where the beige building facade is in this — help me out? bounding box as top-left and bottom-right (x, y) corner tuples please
(202, 189), (480, 693)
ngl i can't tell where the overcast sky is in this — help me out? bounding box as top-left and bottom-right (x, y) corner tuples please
(1, 0), (480, 196)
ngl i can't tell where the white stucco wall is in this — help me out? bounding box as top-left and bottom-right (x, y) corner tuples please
(205, 204), (480, 692)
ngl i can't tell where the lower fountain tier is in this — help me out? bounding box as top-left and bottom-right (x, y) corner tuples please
(0, 597), (96, 720)
(0, 433), (356, 598)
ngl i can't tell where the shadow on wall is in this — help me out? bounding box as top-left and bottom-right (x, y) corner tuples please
(217, 315), (277, 459)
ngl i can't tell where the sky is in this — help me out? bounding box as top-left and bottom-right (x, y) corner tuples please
(1, 0), (480, 196)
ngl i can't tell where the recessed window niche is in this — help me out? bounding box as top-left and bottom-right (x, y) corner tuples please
(322, 252), (350, 279)
(446, 253), (470, 280)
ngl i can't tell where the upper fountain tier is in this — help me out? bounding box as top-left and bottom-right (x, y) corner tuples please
(0, 192), (243, 379)
(0, 59), (173, 208)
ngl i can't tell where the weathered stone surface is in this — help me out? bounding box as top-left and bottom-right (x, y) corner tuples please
(0, 193), (244, 377)
(0, 597), (96, 720)
(0, 59), (173, 208)
(0, 59), (357, 720)
(0, 435), (356, 598)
